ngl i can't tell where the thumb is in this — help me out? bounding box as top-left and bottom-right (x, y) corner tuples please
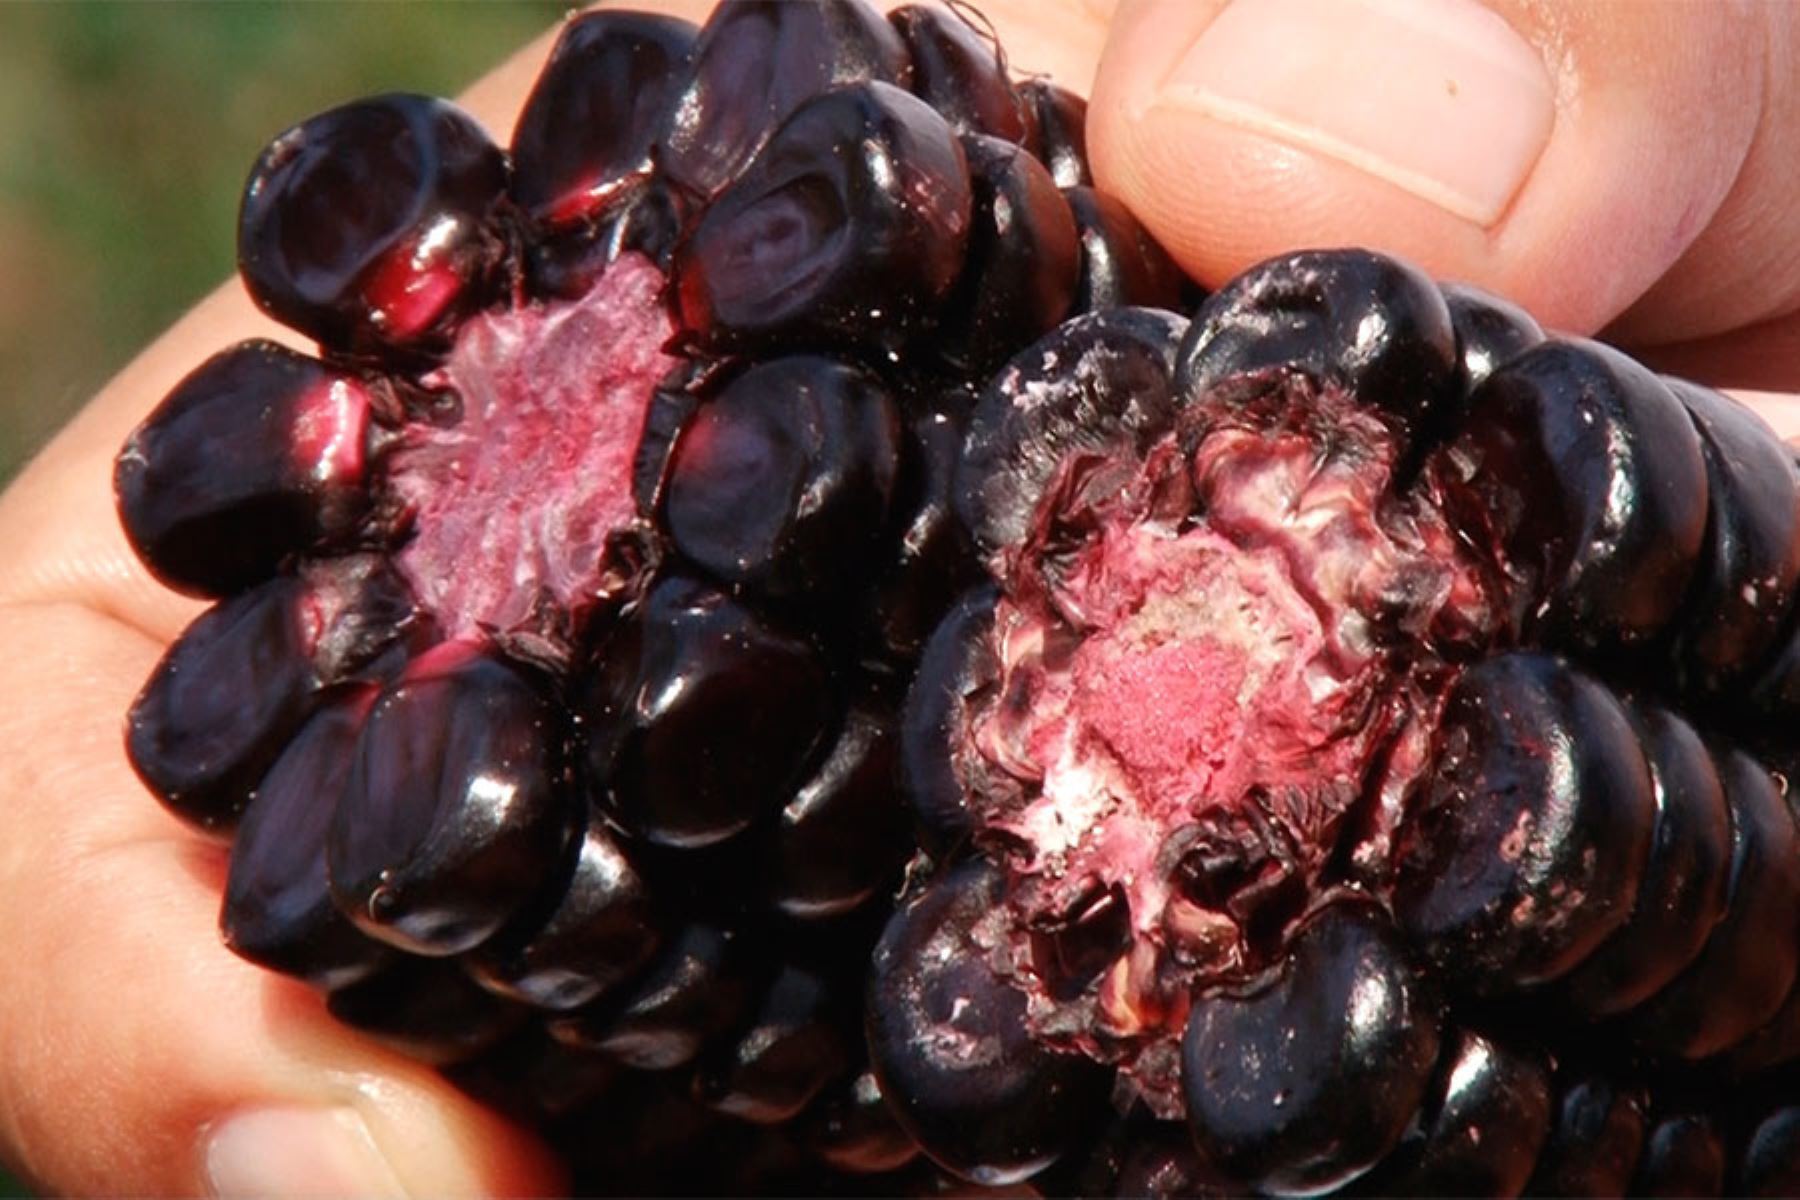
(1087, 0), (1796, 357)
(0, 605), (569, 1198)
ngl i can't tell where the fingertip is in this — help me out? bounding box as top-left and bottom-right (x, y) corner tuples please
(201, 1084), (566, 1200)
(8, 852), (565, 1198)
(0, 607), (564, 1198)
(1724, 390), (1800, 445)
(12, 868), (566, 1199)
(1091, 0), (1765, 334)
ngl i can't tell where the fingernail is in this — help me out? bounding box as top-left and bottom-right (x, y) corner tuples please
(1156, 0), (1554, 225)
(205, 1106), (408, 1198)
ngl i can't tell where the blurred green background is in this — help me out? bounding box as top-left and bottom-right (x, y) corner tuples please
(0, 3), (563, 1191)
(0, 0), (567, 488)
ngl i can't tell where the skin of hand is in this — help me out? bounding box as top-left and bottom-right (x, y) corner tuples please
(0, 0), (1796, 1193)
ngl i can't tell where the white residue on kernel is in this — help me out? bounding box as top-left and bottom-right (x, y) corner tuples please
(1023, 752), (1117, 858)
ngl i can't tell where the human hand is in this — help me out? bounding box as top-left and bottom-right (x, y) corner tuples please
(1, 0), (1796, 1194)
(1089, 0), (1800, 415)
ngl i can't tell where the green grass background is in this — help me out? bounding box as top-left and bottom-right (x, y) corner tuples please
(0, 1), (567, 486)
(0, 2), (566, 1190)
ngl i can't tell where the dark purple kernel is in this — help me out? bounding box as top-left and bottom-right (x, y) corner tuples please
(238, 94), (508, 354)
(1559, 699), (1732, 1017)
(547, 923), (753, 1071)
(674, 81), (973, 354)
(1521, 1076), (1647, 1198)
(765, 704), (911, 920)
(661, 356), (903, 602)
(866, 406), (983, 665)
(221, 690), (391, 990)
(1104, 1126), (1209, 1200)
(522, 180), (685, 300)
(1744, 619), (1800, 725)
(1395, 653), (1656, 993)
(1010, 1120), (1132, 1200)
(327, 640), (578, 956)
(555, 1072), (756, 1196)
(299, 554), (435, 686)
(1017, 1115), (1130, 1199)
(630, 360), (709, 520)
(867, 859), (1110, 1186)
(692, 964), (853, 1124)
(1434, 339), (1709, 654)
(1062, 186), (1184, 313)
(447, 1026), (620, 1121)
(1177, 248), (1457, 434)
(793, 1069), (921, 1174)
(704, 1133), (846, 1197)
(658, 0), (911, 200)
(935, 134), (1080, 374)
(956, 306), (1187, 559)
(1632, 1112), (1725, 1197)
(1358, 1029), (1552, 1198)
(508, 10), (696, 230)
(900, 586), (1015, 852)
(463, 805), (662, 1011)
(127, 555), (423, 828)
(579, 574), (837, 849)
(127, 576), (325, 831)
(1180, 902), (1442, 1197)
(1739, 1105), (1800, 1197)
(1725, 982), (1800, 1075)
(1664, 378), (1800, 696)
(116, 340), (373, 597)
(1441, 280), (1544, 397)
(326, 956), (527, 1067)
(1019, 80), (1090, 188)
(1628, 747), (1800, 1059)
(889, 5), (1034, 145)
